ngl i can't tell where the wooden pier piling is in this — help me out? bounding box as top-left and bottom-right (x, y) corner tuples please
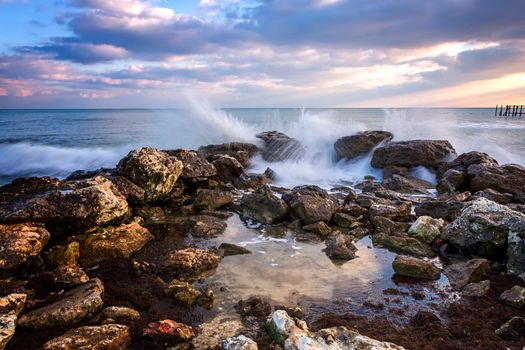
(495, 104), (524, 118)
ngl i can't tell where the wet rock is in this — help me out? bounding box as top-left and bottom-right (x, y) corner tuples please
(443, 258), (490, 290)
(164, 279), (214, 309)
(44, 265), (90, 288)
(234, 171), (273, 191)
(334, 131), (393, 160)
(0, 294), (26, 316)
(256, 131), (305, 162)
(408, 216), (444, 244)
(415, 193), (468, 221)
(193, 189), (233, 210)
(116, 147), (183, 202)
(222, 335), (258, 350)
(185, 215), (227, 238)
(324, 233), (357, 260)
(369, 201), (412, 222)
(436, 169), (466, 194)
(164, 149), (217, 179)
(495, 316), (525, 340)
(439, 151), (499, 176)
(443, 198), (525, 259)
(212, 155), (245, 182)
(461, 280), (490, 298)
(143, 319), (195, 345)
(162, 248), (222, 279)
(239, 186), (289, 224)
(236, 296), (272, 318)
(198, 142), (258, 167)
(0, 223), (50, 271)
(469, 163), (525, 203)
(371, 216), (410, 235)
(79, 222), (154, 266)
(332, 212), (358, 229)
(18, 278), (104, 329)
(282, 186), (338, 225)
(499, 285), (525, 309)
(219, 243), (251, 256)
(382, 174), (433, 195)
(371, 140), (456, 169)
(44, 241), (80, 269)
(372, 233), (436, 258)
(392, 255), (440, 280)
(303, 221), (332, 236)
(0, 176), (129, 227)
(0, 312), (17, 350)
(42, 324), (131, 350)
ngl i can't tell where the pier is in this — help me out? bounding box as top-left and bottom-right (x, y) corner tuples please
(495, 104), (524, 117)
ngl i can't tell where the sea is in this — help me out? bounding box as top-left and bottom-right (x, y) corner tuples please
(1, 105), (525, 187)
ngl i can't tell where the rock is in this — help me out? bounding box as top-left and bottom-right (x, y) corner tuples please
(234, 171), (273, 191)
(256, 131), (305, 162)
(135, 206), (165, 221)
(191, 315), (243, 349)
(185, 215), (227, 238)
(218, 243), (251, 256)
(392, 255), (440, 280)
(18, 278), (104, 329)
(0, 312), (17, 350)
(469, 163), (525, 203)
(0, 176), (129, 227)
(371, 216), (410, 235)
(495, 316), (525, 340)
(443, 259), (490, 290)
(332, 212), (358, 229)
(443, 198), (525, 259)
(507, 230), (525, 280)
(100, 306), (140, 323)
(461, 280), (490, 298)
(79, 222), (154, 266)
(382, 174), (433, 195)
(324, 233), (357, 260)
(408, 216), (444, 244)
(415, 193), (468, 221)
(0, 223), (50, 271)
(162, 248), (222, 279)
(282, 186), (338, 225)
(369, 201), (412, 222)
(108, 175), (146, 204)
(236, 296), (272, 318)
(334, 131), (393, 160)
(499, 285), (525, 309)
(372, 233), (436, 258)
(42, 324), (131, 350)
(239, 186), (289, 224)
(222, 335), (258, 350)
(383, 166), (409, 179)
(475, 189), (514, 205)
(164, 279), (214, 309)
(0, 294), (26, 316)
(44, 265), (90, 288)
(193, 189), (233, 210)
(371, 140), (456, 169)
(116, 147), (183, 202)
(436, 169), (467, 194)
(439, 151), (499, 176)
(164, 149), (217, 179)
(198, 142), (258, 167)
(211, 155), (245, 182)
(302, 221), (331, 236)
(45, 241), (80, 269)
(143, 319), (195, 345)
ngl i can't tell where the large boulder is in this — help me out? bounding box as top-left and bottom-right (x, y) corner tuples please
(162, 248), (222, 279)
(256, 131), (305, 162)
(469, 163), (525, 203)
(443, 198), (525, 259)
(198, 142), (258, 167)
(211, 155), (244, 182)
(443, 258), (490, 290)
(382, 174), (433, 195)
(164, 149), (217, 179)
(42, 324), (131, 350)
(18, 278), (104, 329)
(239, 186), (289, 224)
(371, 140), (456, 169)
(392, 255), (440, 280)
(0, 176), (129, 227)
(334, 131), (393, 160)
(116, 147), (183, 202)
(282, 186), (338, 225)
(0, 223), (50, 271)
(79, 222), (154, 266)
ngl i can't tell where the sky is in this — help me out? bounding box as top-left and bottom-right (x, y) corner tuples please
(0, 0), (524, 108)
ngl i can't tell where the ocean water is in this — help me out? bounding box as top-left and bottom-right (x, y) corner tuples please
(1, 105), (525, 187)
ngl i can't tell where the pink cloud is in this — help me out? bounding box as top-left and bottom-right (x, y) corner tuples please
(0, 87), (7, 96)
(16, 89), (33, 97)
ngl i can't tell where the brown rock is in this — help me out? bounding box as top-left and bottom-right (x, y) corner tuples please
(198, 142), (258, 167)
(324, 232), (357, 260)
(162, 248), (221, 279)
(371, 140), (456, 168)
(0, 223), (50, 271)
(372, 233), (436, 258)
(164, 149), (217, 179)
(185, 215), (227, 237)
(42, 324), (131, 350)
(211, 155), (244, 182)
(239, 186), (289, 224)
(256, 131), (305, 162)
(44, 241), (80, 269)
(499, 285), (525, 309)
(282, 185), (338, 225)
(334, 131), (393, 160)
(443, 259), (490, 290)
(302, 221), (332, 236)
(193, 189), (233, 210)
(392, 255), (440, 280)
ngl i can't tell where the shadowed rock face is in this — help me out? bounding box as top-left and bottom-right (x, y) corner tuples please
(334, 131), (393, 160)
(163, 149), (217, 179)
(469, 163), (525, 203)
(239, 186), (289, 224)
(198, 142), (258, 167)
(256, 131), (305, 162)
(371, 140), (456, 169)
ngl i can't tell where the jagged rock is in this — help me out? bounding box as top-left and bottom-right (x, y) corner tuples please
(324, 233), (357, 260)
(369, 201), (412, 222)
(282, 186), (338, 225)
(392, 255), (440, 280)
(239, 186), (289, 224)
(0, 294), (26, 316)
(408, 216), (444, 244)
(222, 335), (258, 350)
(18, 278), (104, 329)
(461, 280), (490, 298)
(469, 163), (525, 203)
(162, 248), (222, 279)
(0, 312), (17, 350)
(185, 215), (227, 237)
(143, 319), (195, 345)
(436, 169), (467, 194)
(198, 142), (258, 167)
(116, 147), (183, 202)
(443, 259), (490, 290)
(499, 285), (525, 309)
(334, 131), (393, 160)
(44, 241), (80, 269)
(164, 149), (217, 179)
(108, 175), (146, 204)
(256, 131), (304, 162)
(193, 189), (233, 210)
(218, 243), (251, 256)
(0, 176), (129, 227)
(303, 221), (331, 236)
(236, 297), (271, 318)
(43, 265), (90, 288)
(0, 223), (50, 271)
(443, 198), (525, 259)
(495, 316), (525, 340)
(372, 233), (436, 258)
(211, 155), (245, 182)
(371, 140), (456, 169)
(42, 324), (131, 350)
(79, 222), (154, 266)
(164, 279), (214, 309)
(382, 174), (433, 195)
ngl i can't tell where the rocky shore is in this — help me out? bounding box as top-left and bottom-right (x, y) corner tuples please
(1, 130), (525, 349)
